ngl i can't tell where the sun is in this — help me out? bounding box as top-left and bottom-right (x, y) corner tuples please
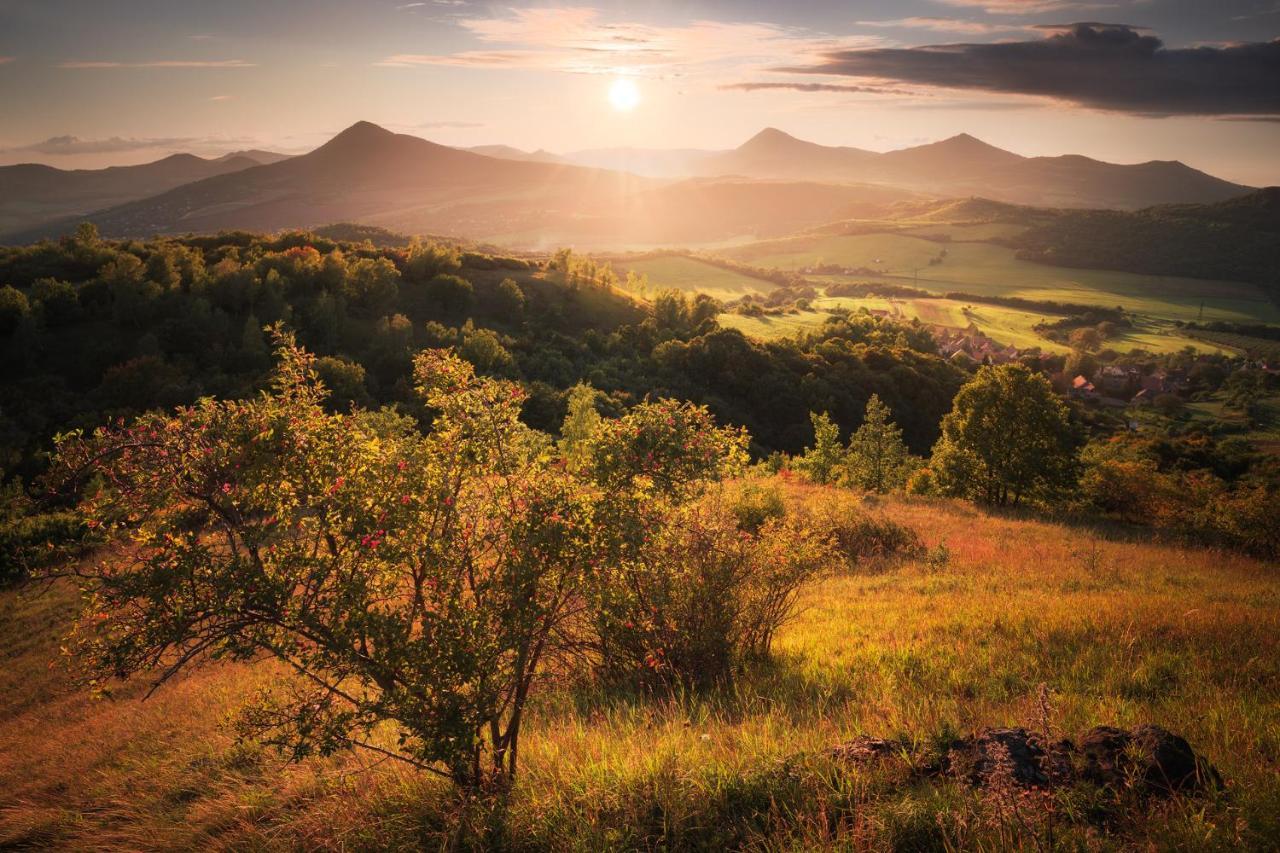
(608, 78), (640, 112)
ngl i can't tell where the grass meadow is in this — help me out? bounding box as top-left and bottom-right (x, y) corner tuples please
(616, 255), (775, 302)
(3, 481), (1278, 850)
(717, 229), (1280, 325)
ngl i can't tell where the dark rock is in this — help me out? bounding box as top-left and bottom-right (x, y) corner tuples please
(943, 727), (1055, 787)
(828, 735), (903, 764)
(1079, 724), (1221, 794)
(828, 723), (1220, 798)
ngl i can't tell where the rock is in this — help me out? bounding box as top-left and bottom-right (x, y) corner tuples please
(828, 735), (903, 764)
(1079, 724), (1221, 794)
(828, 723), (1221, 798)
(943, 727), (1055, 787)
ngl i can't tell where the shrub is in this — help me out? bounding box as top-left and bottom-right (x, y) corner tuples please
(592, 494), (832, 688)
(801, 493), (923, 572)
(46, 335), (609, 790)
(727, 479), (786, 534)
(0, 511), (92, 583)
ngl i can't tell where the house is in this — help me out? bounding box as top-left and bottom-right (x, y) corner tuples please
(1140, 372), (1169, 395)
(1099, 365), (1138, 397)
(1071, 375), (1096, 397)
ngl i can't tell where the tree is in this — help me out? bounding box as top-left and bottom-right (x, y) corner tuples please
(492, 277), (525, 323)
(844, 394), (912, 493)
(425, 273), (473, 318)
(48, 333), (603, 790)
(794, 411), (843, 485)
(930, 363), (1079, 507)
(558, 382), (602, 471)
(341, 257), (400, 316)
(31, 278), (81, 326)
(0, 285), (30, 334)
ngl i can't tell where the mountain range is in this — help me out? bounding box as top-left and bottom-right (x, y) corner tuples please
(0, 122), (1257, 248)
(545, 129), (1248, 210)
(0, 149), (288, 236)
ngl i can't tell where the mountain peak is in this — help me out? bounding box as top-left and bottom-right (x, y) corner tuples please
(331, 120), (394, 143)
(742, 127), (800, 148)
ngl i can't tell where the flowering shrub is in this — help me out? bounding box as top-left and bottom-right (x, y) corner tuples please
(49, 332), (599, 789)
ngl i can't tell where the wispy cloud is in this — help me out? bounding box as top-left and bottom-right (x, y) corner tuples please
(416, 120), (485, 128)
(931, 0), (1109, 12)
(722, 81), (914, 95)
(3, 134), (261, 156)
(58, 59), (255, 69)
(780, 23), (1280, 118)
(4, 135), (198, 155)
(210, 94), (234, 101)
(856, 17), (1031, 35)
(377, 6), (876, 76)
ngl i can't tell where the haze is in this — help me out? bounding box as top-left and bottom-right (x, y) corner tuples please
(2, 0), (1279, 186)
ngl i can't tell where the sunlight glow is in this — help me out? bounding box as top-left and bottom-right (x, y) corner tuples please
(608, 78), (640, 112)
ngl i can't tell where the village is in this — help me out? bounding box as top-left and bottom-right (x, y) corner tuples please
(927, 323), (1277, 411)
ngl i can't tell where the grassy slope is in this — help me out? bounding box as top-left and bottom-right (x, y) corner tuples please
(614, 255), (775, 301)
(2, 484), (1278, 850)
(722, 295), (1232, 354)
(726, 231), (1279, 325)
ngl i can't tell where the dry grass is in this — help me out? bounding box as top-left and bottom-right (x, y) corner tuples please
(3, 483), (1278, 850)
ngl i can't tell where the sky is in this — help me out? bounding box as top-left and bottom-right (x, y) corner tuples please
(1, 0), (1278, 184)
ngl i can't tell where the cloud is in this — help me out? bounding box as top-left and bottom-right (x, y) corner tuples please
(856, 17), (1030, 34)
(932, 0), (1107, 12)
(722, 81), (914, 95)
(210, 94), (233, 101)
(58, 59), (255, 69)
(780, 23), (1280, 117)
(4, 135), (198, 155)
(4, 134), (261, 156)
(0, 57), (14, 65)
(416, 120), (485, 128)
(377, 6), (876, 76)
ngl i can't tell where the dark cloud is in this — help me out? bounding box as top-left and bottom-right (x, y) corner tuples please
(721, 82), (912, 95)
(781, 23), (1280, 117)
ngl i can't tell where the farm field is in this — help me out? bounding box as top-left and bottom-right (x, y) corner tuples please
(2, 485), (1277, 850)
(724, 232), (1280, 325)
(612, 255), (774, 301)
(721, 294), (1236, 354)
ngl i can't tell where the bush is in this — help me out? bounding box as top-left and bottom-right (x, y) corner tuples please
(593, 494), (833, 688)
(0, 511), (92, 583)
(727, 480), (786, 534)
(801, 493), (923, 572)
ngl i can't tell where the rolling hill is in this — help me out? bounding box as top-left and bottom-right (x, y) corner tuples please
(465, 144), (567, 164)
(2, 122), (919, 247)
(693, 129), (1250, 210)
(0, 149), (286, 235)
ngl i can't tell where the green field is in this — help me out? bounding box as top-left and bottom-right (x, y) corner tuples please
(726, 232), (1280, 325)
(723, 294), (1235, 354)
(614, 255), (775, 301)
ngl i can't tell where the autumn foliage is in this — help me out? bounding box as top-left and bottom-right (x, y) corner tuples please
(46, 330), (828, 790)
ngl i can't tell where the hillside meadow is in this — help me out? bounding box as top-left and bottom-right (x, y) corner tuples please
(721, 231), (1278, 326)
(3, 482), (1277, 850)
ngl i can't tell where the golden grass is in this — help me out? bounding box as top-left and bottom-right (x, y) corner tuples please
(3, 485), (1278, 850)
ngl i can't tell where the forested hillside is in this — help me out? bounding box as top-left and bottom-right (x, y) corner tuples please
(0, 225), (964, 481)
(1012, 188), (1280, 292)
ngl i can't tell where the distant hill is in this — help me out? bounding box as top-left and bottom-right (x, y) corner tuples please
(563, 147), (718, 178)
(1012, 187), (1280, 292)
(2, 122), (919, 247)
(215, 149), (293, 166)
(695, 129), (1250, 210)
(0, 151), (283, 235)
(465, 145), (567, 165)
